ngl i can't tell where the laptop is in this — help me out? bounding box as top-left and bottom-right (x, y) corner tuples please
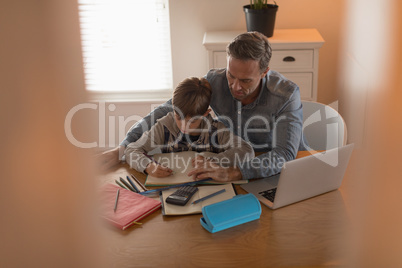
(241, 144), (354, 209)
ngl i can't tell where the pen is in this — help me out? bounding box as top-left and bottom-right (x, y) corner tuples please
(119, 177), (137, 192)
(143, 153), (160, 165)
(114, 189), (120, 211)
(130, 173), (148, 191)
(143, 153), (174, 175)
(126, 176), (140, 193)
(115, 179), (128, 190)
(192, 189), (226, 204)
(139, 178), (213, 195)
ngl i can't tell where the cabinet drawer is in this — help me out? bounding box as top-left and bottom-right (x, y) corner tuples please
(282, 72), (313, 100)
(270, 50), (314, 70)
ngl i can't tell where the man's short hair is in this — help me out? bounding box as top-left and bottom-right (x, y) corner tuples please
(226, 31), (272, 73)
(172, 77), (212, 118)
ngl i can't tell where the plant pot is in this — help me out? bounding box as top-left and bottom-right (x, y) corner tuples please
(243, 4), (278, 38)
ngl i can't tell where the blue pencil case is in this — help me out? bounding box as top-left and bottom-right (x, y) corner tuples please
(200, 193), (262, 233)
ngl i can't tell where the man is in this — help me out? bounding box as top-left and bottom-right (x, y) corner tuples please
(100, 32), (304, 181)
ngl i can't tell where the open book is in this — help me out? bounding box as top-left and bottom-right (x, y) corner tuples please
(145, 151), (247, 186)
(161, 183), (236, 216)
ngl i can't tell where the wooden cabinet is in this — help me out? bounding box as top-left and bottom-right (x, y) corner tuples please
(202, 29), (325, 101)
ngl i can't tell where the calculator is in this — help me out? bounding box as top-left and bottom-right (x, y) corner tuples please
(165, 186), (198, 206)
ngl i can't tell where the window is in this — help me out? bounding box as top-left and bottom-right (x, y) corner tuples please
(78, 0), (173, 99)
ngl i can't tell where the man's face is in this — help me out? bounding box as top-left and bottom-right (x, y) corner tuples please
(226, 56), (269, 104)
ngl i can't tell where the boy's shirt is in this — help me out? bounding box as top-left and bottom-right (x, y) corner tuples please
(125, 112), (254, 174)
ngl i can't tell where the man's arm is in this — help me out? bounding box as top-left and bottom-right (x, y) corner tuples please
(207, 124), (255, 166)
(240, 90), (303, 179)
(188, 161), (243, 182)
(120, 99), (173, 148)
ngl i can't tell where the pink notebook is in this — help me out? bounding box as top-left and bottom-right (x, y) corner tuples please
(100, 184), (161, 230)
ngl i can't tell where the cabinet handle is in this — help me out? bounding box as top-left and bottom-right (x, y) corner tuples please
(283, 56), (295, 62)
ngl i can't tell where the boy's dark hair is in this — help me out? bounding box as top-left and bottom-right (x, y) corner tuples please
(172, 77), (212, 118)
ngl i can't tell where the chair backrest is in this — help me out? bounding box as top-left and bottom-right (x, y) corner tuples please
(301, 101), (347, 150)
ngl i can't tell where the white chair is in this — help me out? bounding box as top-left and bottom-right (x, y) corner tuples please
(301, 101), (347, 150)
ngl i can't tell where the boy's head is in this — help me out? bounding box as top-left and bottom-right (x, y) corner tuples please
(172, 77), (212, 135)
(173, 77), (212, 117)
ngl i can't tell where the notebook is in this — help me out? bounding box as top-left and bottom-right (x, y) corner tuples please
(161, 183), (236, 216)
(100, 184), (161, 230)
(145, 151), (247, 186)
(240, 144), (354, 209)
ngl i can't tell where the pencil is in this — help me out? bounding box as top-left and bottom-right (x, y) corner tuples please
(192, 189), (226, 204)
(126, 175), (140, 193)
(119, 177), (136, 192)
(115, 180), (128, 190)
(143, 153), (176, 175)
(114, 189), (120, 211)
(139, 178), (213, 195)
(130, 173), (148, 191)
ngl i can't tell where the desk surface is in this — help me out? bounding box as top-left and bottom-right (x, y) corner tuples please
(98, 152), (350, 267)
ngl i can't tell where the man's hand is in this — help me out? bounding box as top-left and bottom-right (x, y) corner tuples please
(96, 146), (123, 171)
(188, 156), (243, 182)
(145, 162), (173, 178)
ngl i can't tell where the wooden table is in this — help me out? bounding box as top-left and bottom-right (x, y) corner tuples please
(98, 151), (349, 267)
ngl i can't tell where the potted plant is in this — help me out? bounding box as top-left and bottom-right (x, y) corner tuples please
(243, 0), (278, 37)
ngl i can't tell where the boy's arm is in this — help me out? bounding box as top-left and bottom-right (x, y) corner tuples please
(124, 122), (165, 173)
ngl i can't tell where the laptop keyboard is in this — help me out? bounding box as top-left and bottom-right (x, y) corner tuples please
(259, 188), (277, 202)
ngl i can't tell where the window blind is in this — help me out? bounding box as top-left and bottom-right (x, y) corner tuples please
(78, 0), (173, 93)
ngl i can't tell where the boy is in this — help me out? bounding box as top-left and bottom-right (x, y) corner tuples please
(124, 77), (254, 178)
